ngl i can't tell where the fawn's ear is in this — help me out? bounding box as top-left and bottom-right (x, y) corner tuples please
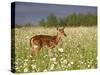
(62, 27), (65, 30)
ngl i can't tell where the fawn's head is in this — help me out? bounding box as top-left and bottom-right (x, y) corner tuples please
(56, 27), (66, 37)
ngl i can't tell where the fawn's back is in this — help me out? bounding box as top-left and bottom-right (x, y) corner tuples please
(30, 35), (57, 49)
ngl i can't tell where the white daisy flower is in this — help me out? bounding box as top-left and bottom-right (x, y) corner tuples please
(24, 62), (27, 66)
(15, 67), (18, 70)
(88, 65), (90, 68)
(24, 59), (28, 62)
(31, 64), (36, 69)
(63, 60), (68, 64)
(50, 58), (56, 62)
(24, 68), (28, 72)
(68, 63), (71, 67)
(70, 61), (74, 65)
(58, 48), (64, 52)
(29, 55), (32, 58)
(54, 61), (57, 64)
(50, 64), (54, 70)
(32, 60), (35, 62)
(43, 69), (47, 72)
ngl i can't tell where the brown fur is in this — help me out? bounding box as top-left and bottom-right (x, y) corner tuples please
(30, 27), (66, 56)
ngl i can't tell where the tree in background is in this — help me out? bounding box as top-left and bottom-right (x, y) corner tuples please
(46, 13), (58, 27)
(58, 17), (66, 27)
(24, 22), (33, 27)
(39, 18), (46, 27)
(39, 12), (97, 27)
(15, 12), (97, 28)
(67, 13), (78, 26)
(40, 12), (97, 27)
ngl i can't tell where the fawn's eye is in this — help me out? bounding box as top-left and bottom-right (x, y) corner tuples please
(60, 30), (63, 32)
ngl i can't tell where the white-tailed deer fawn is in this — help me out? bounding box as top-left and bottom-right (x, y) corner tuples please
(30, 27), (66, 57)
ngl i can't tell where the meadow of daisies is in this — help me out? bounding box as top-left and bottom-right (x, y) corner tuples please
(12, 26), (97, 73)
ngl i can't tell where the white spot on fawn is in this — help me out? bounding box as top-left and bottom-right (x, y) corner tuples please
(34, 45), (38, 48)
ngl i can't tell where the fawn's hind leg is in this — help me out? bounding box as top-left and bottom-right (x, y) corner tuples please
(28, 48), (37, 60)
(31, 48), (38, 56)
(30, 44), (41, 57)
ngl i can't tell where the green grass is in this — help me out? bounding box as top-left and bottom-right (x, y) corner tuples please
(13, 27), (97, 73)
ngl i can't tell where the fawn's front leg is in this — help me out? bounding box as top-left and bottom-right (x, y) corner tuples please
(48, 48), (53, 57)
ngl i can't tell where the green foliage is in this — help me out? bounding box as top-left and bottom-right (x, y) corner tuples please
(15, 13), (97, 28)
(39, 13), (97, 27)
(46, 13), (58, 27)
(24, 23), (33, 27)
(39, 18), (46, 27)
(65, 13), (79, 26)
(40, 13), (58, 27)
(15, 23), (33, 28)
(58, 18), (66, 27)
(15, 24), (23, 28)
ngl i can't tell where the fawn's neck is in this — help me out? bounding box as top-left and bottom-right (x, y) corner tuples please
(54, 33), (62, 44)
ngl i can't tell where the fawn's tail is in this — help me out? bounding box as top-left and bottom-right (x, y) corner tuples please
(26, 37), (33, 61)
